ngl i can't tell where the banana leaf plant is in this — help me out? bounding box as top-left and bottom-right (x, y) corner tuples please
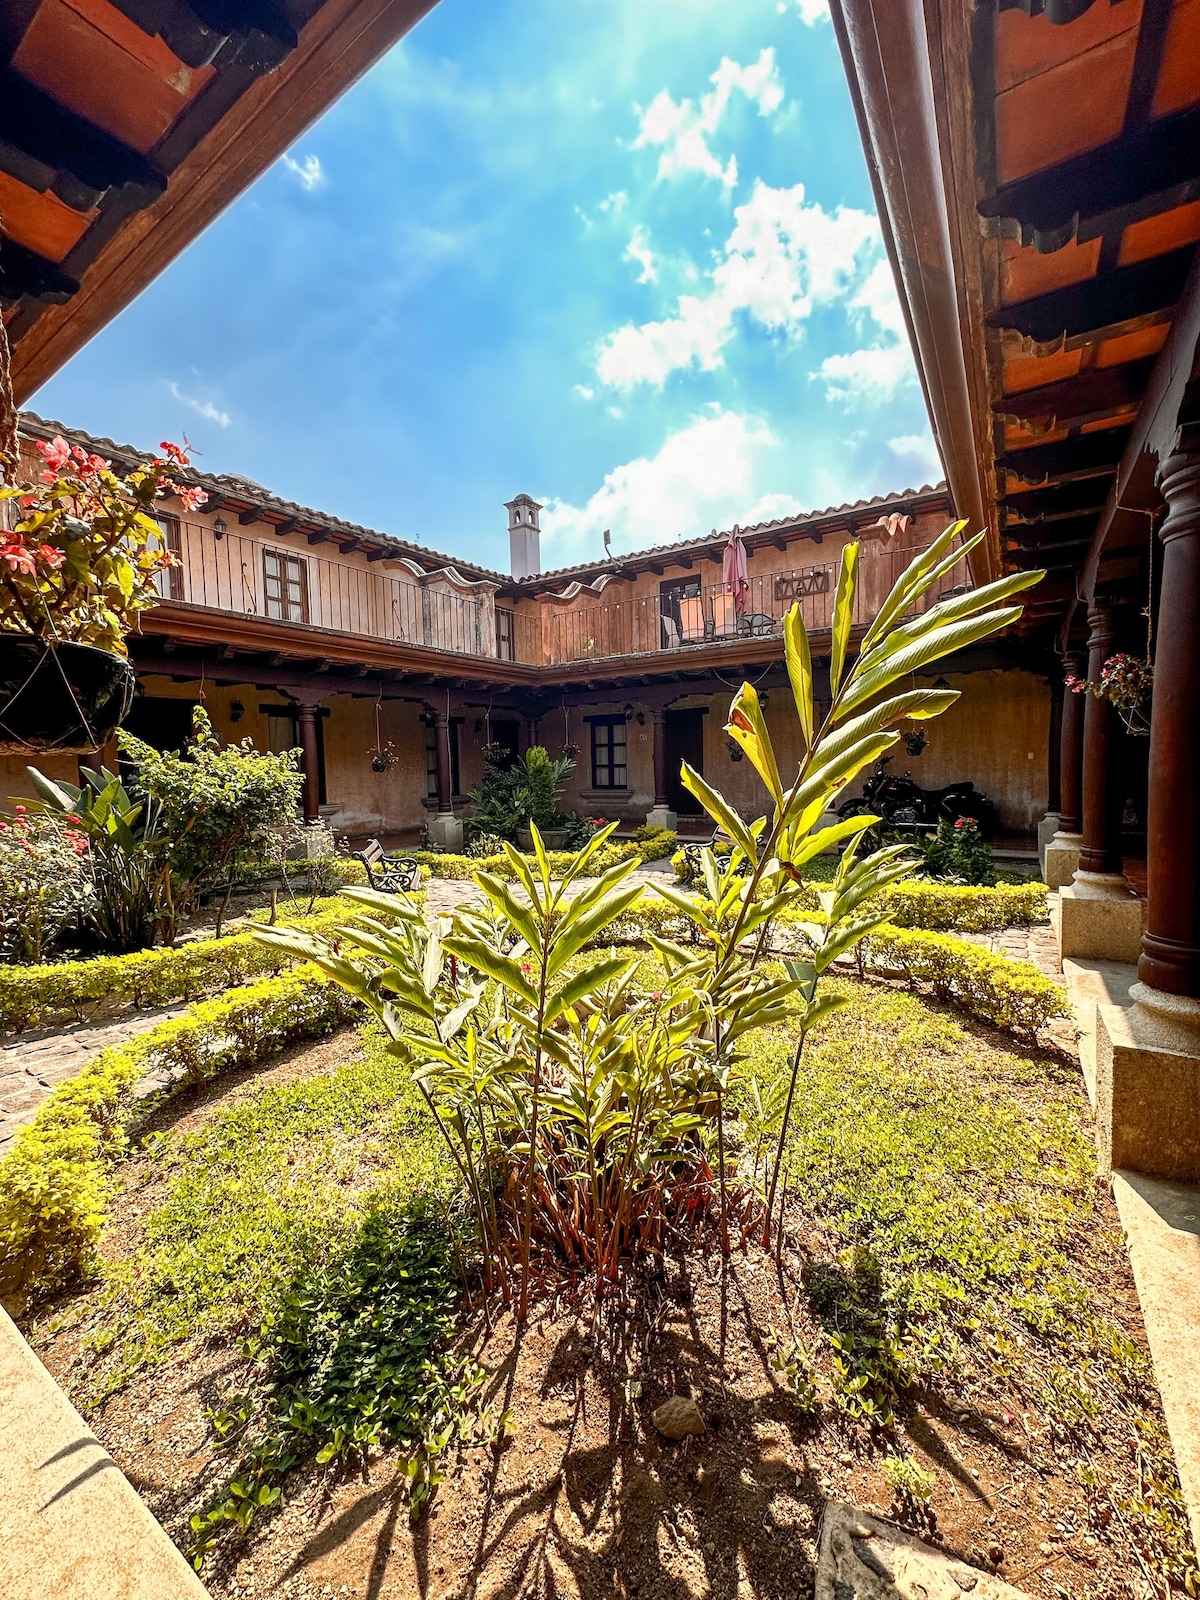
(255, 522), (1040, 1312)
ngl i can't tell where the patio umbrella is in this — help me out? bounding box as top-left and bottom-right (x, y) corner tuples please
(722, 524), (750, 616)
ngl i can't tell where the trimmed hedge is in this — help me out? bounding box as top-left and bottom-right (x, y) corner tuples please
(861, 925), (1070, 1043)
(669, 852), (1046, 934)
(0, 893), (424, 1035)
(412, 841), (641, 881)
(0, 965), (357, 1300)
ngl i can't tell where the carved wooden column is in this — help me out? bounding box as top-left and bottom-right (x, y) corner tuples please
(434, 708), (453, 815)
(1077, 602), (1123, 879)
(1058, 652), (1085, 832)
(651, 708), (668, 809)
(1044, 650), (1086, 888)
(296, 702), (321, 825)
(1138, 449), (1200, 999)
(646, 706), (675, 829)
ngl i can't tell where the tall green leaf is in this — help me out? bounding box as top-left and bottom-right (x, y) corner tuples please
(830, 541), (859, 695)
(834, 606), (1025, 720)
(680, 763), (758, 862)
(783, 603), (814, 752)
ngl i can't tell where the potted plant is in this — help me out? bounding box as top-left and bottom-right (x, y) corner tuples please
(0, 433), (198, 750)
(1097, 652), (1153, 737)
(369, 740), (397, 773)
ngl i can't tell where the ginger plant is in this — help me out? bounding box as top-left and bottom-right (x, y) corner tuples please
(256, 521), (1040, 1307)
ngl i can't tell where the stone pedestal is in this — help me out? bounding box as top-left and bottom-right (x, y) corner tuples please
(426, 811), (464, 852)
(1097, 983), (1200, 1182)
(1037, 812), (1061, 877)
(1044, 830), (1082, 890)
(645, 805), (677, 832)
(1058, 871), (1143, 963)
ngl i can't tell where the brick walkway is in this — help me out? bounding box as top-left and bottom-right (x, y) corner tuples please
(0, 1007), (188, 1153)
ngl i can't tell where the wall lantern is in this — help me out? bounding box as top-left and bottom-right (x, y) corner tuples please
(623, 702), (634, 722)
(229, 699), (245, 723)
(212, 514), (227, 540)
(636, 710), (645, 726)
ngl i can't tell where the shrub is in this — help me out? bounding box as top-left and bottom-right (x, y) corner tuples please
(919, 815), (996, 884)
(28, 764), (173, 951)
(861, 925), (1070, 1043)
(0, 805), (93, 963)
(0, 964), (361, 1301)
(464, 743), (575, 842)
(634, 824), (676, 862)
(0, 893), (422, 1034)
(410, 842), (639, 881)
(119, 706), (304, 917)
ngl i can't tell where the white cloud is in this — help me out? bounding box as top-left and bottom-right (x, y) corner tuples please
(818, 344), (916, 404)
(598, 190), (628, 214)
(624, 224), (658, 285)
(596, 180), (880, 389)
(633, 48), (785, 190)
(281, 152), (324, 192)
(540, 408), (793, 553)
(167, 381), (231, 427)
(781, 0), (830, 22)
(885, 432), (943, 484)
(573, 384), (596, 400)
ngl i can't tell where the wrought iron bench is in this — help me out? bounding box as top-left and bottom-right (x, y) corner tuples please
(354, 838), (422, 893)
(682, 828), (733, 878)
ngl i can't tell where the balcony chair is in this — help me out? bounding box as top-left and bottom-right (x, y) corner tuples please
(661, 615), (683, 649)
(678, 595), (706, 643)
(710, 592), (736, 638)
(355, 838), (422, 893)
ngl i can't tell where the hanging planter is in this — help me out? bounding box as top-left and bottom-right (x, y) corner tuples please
(0, 637), (136, 752)
(1092, 653), (1153, 738)
(903, 726), (928, 758)
(0, 419), (200, 753)
(368, 740), (397, 773)
(726, 736), (743, 763)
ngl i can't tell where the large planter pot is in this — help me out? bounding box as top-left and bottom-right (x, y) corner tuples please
(518, 826), (570, 852)
(0, 636), (137, 753)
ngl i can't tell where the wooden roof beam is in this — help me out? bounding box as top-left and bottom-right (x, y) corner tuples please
(103, 0), (298, 74)
(1061, 247), (1200, 647)
(998, 426), (1133, 485)
(991, 248), (1193, 343)
(978, 104), (1200, 251)
(1000, 358), (1158, 428)
(0, 68), (166, 216)
(0, 238), (77, 304)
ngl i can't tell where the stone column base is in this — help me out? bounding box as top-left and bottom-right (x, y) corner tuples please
(645, 805), (678, 831)
(1097, 984), (1200, 1182)
(1058, 874), (1143, 963)
(426, 812), (464, 852)
(1037, 812), (1061, 876)
(1044, 830), (1082, 889)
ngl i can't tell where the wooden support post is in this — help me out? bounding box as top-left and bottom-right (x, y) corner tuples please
(652, 708), (669, 810)
(1078, 603), (1123, 878)
(296, 703), (321, 825)
(1059, 651), (1085, 835)
(434, 709), (453, 815)
(1139, 449), (1200, 997)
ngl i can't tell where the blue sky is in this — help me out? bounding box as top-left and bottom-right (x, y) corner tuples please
(31, 0), (941, 574)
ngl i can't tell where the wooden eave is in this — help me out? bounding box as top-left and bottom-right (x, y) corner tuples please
(833, 0), (1200, 645)
(3, 0), (439, 400)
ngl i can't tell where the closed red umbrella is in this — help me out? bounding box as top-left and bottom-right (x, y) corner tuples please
(722, 524), (750, 616)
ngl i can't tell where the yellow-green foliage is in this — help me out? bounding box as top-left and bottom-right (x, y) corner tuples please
(671, 850), (1044, 932)
(413, 842), (639, 881)
(633, 826), (676, 862)
(862, 925), (1069, 1042)
(0, 894), (423, 1034)
(0, 964), (356, 1299)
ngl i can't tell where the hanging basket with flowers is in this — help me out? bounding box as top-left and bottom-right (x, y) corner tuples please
(369, 740), (397, 773)
(0, 434), (201, 751)
(1072, 652), (1154, 737)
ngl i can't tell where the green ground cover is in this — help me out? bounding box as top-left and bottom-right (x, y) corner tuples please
(30, 966), (1195, 1589)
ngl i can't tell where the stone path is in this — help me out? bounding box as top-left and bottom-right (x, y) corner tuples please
(959, 920), (1061, 977)
(0, 1007), (188, 1153)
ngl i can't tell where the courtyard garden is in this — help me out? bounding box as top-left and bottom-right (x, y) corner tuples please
(0, 500), (1196, 1599)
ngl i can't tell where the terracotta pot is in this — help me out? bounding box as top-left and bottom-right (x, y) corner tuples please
(0, 636), (136, 752)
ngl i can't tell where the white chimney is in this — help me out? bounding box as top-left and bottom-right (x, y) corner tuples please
(506, 493), (542, 578)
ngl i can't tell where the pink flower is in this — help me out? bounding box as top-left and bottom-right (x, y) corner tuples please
(14, 805), (26, 815)
(36, 436), (72, 473)
(177, 485), (208, 512)
(37, 545), (66, 570)
(1, 543), (37, 575)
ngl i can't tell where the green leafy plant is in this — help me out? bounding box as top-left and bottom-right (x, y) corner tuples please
(258, 523), (1039, 1311)
(119, 706), (304, 928)
(881, 1453), (936, 1501)
(0, 434), (199, 655)
(634, 823), (677, 862)
(0, 802), (93, 962)
(919, 815), (996, 885)
(465, 743), (575, 843)
(27, 763), (174, 950)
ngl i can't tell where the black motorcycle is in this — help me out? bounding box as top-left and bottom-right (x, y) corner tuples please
(837, 756), (998, 837)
